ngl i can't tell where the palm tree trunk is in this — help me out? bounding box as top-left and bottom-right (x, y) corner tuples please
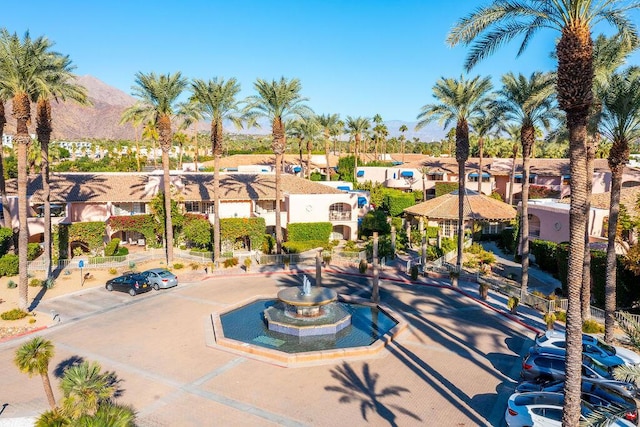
(508, 144), (517, 205)
(14, 92), (31, 311)
(0, 102), (12, 230)
(135, 125), (141, 172)
(41, 372), (56, 409)
(306, 142), (312, 180)
(477, 138), (484, 194)
(583, 141), (595, 320)
(158, 115), (174, 265)
(273, 118), (285, 254)
(324, 131), (331, 182)
(193, 124), (199, 172)
(604, 166), (623, 343)
(520, 126), (534, 300)
(353, 136), (359, 182)
(212, 119), (222, 263)
(36, 99), (52, 278)
(455, 120), (469, 271)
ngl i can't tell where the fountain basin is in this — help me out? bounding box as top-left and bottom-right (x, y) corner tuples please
(264, 301), (351, 336)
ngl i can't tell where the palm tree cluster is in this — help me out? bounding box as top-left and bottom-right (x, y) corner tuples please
(14, 337), (135, 426)
(447, 1), (640, 424)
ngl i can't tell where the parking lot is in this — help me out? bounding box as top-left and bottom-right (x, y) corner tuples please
(0, 272), (536, 426)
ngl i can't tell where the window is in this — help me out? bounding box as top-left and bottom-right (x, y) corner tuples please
(428, 173), (444, 181)
(184, 201), (214, 214)
(562, 175), (571, 185)
(482, 222), (501, 235)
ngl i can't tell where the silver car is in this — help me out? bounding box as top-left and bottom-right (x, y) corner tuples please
(140, 268), (178, 290)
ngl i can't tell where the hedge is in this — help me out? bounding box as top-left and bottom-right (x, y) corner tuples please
(0, 227), (12, 257)
(220, 217), (265, 251)
(435, 182), (459, 197)
(27, 243), (43, 261)
(0, 254), (19, 276)
(530, 240), (558, 275)
(283, 240), (326, 253)
(287, 222), (331, 242)
(104, 238), (120, 257)
(383, 193), (415, 217)
(360, 210), (391, 237)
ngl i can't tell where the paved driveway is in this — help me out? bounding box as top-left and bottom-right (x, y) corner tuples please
(0, 272), (535, 426)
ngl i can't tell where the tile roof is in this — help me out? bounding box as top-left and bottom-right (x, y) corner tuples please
(582, 182), (640, 219)
(404, 189), (517, 221)
(8, 172), (344, 203)
(201, 154), (342, 170)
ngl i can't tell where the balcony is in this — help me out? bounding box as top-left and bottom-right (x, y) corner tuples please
(329, 211), (352, 221)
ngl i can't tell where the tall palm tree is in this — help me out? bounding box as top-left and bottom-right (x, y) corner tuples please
(175, 100), (204, 172)
(599, 68), (640, 342)
(288, 115), (320, 180)
(317, 113), (341, 181)
(416, 75), (493, 271)
(132, 72), (187, 265)
(470, 108), (504, 194)
(190, 77), (243, 262)
(448, 2), (640, 423)
(0, 100), (11, 228)
(14, 337), (56, 409)
(493, 71), (557, 299)
(372, 113), (383, 161)
(35, 54), (88, 279)
(120, 102), (154, 172)
(60, 361), (115, 419)
(0, 30), (60, 310)
(142, 122), (159, 168)
(399, 124), (408, 163)
(345, 116), (370, 183)
(244, 77), (312, 254)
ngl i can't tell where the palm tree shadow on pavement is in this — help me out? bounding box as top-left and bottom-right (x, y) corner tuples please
(324, 362), (422, 427)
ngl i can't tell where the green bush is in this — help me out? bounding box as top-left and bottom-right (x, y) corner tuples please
(410, 265), (419, 280)
(115, 246), (129, 256)
(530, 240), (558, 274)
(344, 240), (359, 252)
(556, 311), (567, 323)
(426, 226), (440, 238)
(27, 243), (43, 261)
(29, 278), (41, 287)
(0, 254), (19, 276)
(287, 222), (332, 242)
(283, 240), (326, 253)
(173, 263), (184, 270)
(0, 227), (13, 257)
(359, 259), (368, 274)
(108, 268), (117, 275)
(1, 308), (28, 320)
(383, 193), (415, 217)
(104, 238), (120, 257)
(7, 280), (16, 289)
(441, 237), (457, 255)
(360, 210), (391, 237)
(262, 234), (275, 254)
(582, 319), (605, 334)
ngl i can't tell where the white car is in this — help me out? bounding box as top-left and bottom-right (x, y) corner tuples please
(505, 392), (634, 426)
(536, 330), (640, 366)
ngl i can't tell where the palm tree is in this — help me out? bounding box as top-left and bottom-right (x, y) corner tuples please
(132, 72), (187, 265)
(345, 116), (371, 182)
(190, 77), (243, 262)
(120, 102), (154, 172)
(14, 337), (56, 409)
(399, 124), (408, 163)
(35, 54), (89, 279)
(469, 109), (503, 194)
(0, 100), (11, 228)
(317, 113), (341, 181)
(372, 114), (383, 161)
(448, 2), (640, 423)
(175, 100), (204, 172)
(599, 68), (640, 342)
(244, 77), (312, 254)
(288, 115), (320, 179)
(60, 361), (116, 419)
(416, 75), (493, 271)
(142, 122), (159, 168)
(493, 71), (557, 300)
(0, 30), (60, 310)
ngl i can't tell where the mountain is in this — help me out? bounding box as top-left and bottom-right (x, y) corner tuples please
(2, 75), (447, 142)
(3, 75), (138, 141)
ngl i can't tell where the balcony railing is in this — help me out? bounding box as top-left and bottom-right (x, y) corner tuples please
(329, 211), (351, 221)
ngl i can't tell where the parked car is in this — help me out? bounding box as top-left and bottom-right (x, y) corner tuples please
(505, 392), (634, 426)
(520, 348), (639, 397)
(105, 273), (151, 296)
(528, 343), (624, 371)
(536, 330), (640, 366)
(515, 379), (638, 424)
(140, 268), (178, 290)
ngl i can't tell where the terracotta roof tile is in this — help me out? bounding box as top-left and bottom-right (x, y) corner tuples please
(404, 189), (517, 221)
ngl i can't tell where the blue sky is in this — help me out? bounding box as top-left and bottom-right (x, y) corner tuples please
(3, 1), (640, 124)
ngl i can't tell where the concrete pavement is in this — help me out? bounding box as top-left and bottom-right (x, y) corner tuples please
(0, 266), (539, 426)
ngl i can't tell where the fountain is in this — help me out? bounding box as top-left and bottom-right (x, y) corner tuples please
(263, 275), (352, 336)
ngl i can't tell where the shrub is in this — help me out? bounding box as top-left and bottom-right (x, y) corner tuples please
(583, 319), (605, 334)
(359, 259), (368, 274)
(27, 243), (43, 261)
(410, 265), (419, 280)
(262, 234), (275, 254)
(173, 263), (184, 270)
(7, 280), (16, 289)
(223, 257), (239, 268)
(287, 222), (332, 242)
(1, 308), (28, 320)
(556, 311), (567, 323)
(29, 318), (36, 324)
(108, 268), (117, 275)
(0, 254), (19, 277)
(0, 227), (13, 257)
(43, 278), (55, 289)
(104, 238), (120, 257)
(344, 240), (359, 252)
(507, 296), (519, 311)
(29, 278), (41, 287)
(244, 258), (252, 270)
(189, 262), (200, 270)
(530, 240), (558, 274)
(283, 240), (326, 253)
(115, 246), (129, 256)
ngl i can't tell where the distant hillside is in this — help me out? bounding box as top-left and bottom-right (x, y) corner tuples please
(4, 75), (138, 141)
(2, 75), (447, 142)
